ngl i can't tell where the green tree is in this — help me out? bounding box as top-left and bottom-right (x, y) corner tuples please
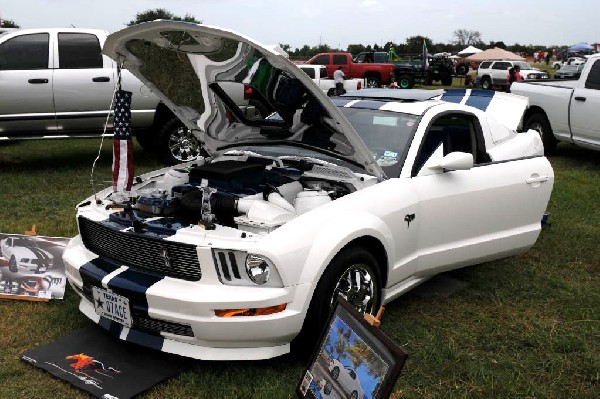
(0, 18), (19, 28)
(405, 35), (432, 54)
(127, 8), (201, 26)
(453, 29), (483, 47)
(347, 44), (366, 55)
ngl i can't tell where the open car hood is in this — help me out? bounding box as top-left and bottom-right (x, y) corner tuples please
(103, 20), (384, 179)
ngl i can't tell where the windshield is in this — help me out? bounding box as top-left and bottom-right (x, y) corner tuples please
(514, 61), (532, 70)
(338, 107), (419, 177)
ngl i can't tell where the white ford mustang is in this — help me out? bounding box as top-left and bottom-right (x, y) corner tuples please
(63, 21), (554, 361)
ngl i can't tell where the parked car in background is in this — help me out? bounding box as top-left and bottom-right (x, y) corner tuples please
(554, 63), (586, 80)
(477, 60), (549, 90)
(552, 56), (586, 70)
(0, 28), (196, 164)
(511, 53), (600, 153)
(297, 64), (364, 96)
(305, 52), (395, 87)
(64, 21), (554, 361)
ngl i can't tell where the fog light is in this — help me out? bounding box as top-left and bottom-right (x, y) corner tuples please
(245, 254), (270, 285)
(215, 304), (287, 317)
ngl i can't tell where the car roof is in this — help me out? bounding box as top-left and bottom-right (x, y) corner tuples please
(340, 88), (445, 102)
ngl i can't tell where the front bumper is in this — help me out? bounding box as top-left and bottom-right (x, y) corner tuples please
(63, 235), (313, 360)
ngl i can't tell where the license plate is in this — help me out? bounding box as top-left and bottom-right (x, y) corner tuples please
(92, 286), (132, 328)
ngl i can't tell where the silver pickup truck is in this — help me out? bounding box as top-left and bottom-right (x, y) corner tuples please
(0, 28), (199, 164)
(511, 54), (600, 153)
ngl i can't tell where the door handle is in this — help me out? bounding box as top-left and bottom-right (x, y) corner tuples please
(28, 78), (48, 84)
(526, 175), (549, 184)
(574, 96), (586, 102)
(92, 76), (110, 82)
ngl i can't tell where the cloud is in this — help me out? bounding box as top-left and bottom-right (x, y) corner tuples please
(361, 0), (380, 7)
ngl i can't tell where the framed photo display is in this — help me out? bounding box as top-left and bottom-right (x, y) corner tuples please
(297, 296), (408, 399)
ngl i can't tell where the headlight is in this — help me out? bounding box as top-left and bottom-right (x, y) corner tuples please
(213, 249), (283, 287)
(246, 255), (271, 285)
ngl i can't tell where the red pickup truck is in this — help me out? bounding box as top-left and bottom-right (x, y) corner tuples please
(306, 52), (395, 88)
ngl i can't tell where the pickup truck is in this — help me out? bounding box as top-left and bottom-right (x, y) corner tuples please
(297, 64), (364, 95)
(305, 52), (395, 88)
(354, 51), (454, 88)
(510, 53), (600, 153)
(0, 28), (194, 164)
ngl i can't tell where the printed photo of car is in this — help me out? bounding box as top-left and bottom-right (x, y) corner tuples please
(328, 358), (364, 399)
(0, 236), (54, 275)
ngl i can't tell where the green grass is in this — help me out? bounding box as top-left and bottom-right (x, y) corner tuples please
(0, 139), (599, 398)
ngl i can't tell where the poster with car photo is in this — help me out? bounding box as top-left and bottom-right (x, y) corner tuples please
(297, 297), (408, 399)
(0, 233), (69, 301)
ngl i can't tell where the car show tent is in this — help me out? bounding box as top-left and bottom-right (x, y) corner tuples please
(457, 45), (483, 57)
(465, 47), (525, 61)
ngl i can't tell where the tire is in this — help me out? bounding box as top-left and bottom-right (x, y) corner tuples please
(331, 366), (340, 380)
(456, 64), (469, 76)
(327, 88), (336, 97)
(135, 132), (156, 153)
(441, 76), (453, 86)
(350, 391), (358, 399)
(365, 75), (381, 88)
(424, 76), (433, 86)
(524, 113), (558, 154)
(156, 117), (203, 165)
(294, 246), (382, 351)
(481, 77), (492, 90)
(9, 256), (18, 273)
(396, 74), (414, 89)
(324, 382), (332, 395)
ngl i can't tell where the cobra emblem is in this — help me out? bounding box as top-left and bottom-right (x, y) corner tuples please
(160, 247), (172, 270)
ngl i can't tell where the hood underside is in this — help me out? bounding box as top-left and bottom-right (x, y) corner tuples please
(103, 20), (383, 178)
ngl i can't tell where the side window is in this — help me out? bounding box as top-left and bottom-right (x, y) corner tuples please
(354, 53), (365, 63)
(311, 54), (329, 65)
(492, 62), (510, 70)
(479, 61), (492, 69)
(411, 114), (490, 177)
(0, 33), (49, 70)
(332, 54), (348, 65)
(584, 59), (600, 90)
(58, 33), (103, 69)
(319, 67), (327, 79)
(300, 67), (315, 79)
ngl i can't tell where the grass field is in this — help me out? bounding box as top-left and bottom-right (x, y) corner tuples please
(0, 125), (598, 398)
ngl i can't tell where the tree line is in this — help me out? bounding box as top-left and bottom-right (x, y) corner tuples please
(1, 8), (571, 58)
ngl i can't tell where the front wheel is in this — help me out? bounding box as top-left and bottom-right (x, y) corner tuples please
(524, 113), (558, 154)
(396, 74), (414, 89)
(9, 256), (18, 273)
(456, 64), (469, 76)
(156, 117), (203, 165)
(294, 246), (382, 351)
(365, 76), (381, 88)
(481, 77), (492, 90)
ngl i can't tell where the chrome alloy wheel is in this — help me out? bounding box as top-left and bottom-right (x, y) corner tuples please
(331, 263), (377, 313)
(168, 125), (201, 162)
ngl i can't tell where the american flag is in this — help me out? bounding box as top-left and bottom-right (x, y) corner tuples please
(112, 89), (134, 192)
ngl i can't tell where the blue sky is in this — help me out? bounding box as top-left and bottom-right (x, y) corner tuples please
(1, 0), (598, 50)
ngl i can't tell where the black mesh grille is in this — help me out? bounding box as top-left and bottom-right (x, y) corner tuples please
(78, 216), (201, 281)
(134, 317), (194, 337)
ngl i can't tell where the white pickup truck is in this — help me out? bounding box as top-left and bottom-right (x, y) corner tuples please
(0, 28), (197, 164)
(297, 64), (364, 96)
(511, 53), (600, 153)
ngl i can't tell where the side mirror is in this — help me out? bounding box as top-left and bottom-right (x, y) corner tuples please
(428, 152), (474, 172)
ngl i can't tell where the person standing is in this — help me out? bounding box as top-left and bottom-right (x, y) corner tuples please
(333, 66), (346, 95)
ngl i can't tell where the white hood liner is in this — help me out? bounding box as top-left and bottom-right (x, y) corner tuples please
(102, 20), (383, 179)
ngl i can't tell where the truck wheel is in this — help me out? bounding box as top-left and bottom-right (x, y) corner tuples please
(366, 76), (381, 88)
(456, 64), (469, 76)
(441, 76), (453, 86)
(9, 256), (18, 273)
(424, 76), (433, 86)
(294, 246), (382, 351)
(156, 117), (202, 165)
(481, 77), (492, 90)
(396, 74), (414, 89)
(135, 133), (156, 152)
(524, 113), (558, 154)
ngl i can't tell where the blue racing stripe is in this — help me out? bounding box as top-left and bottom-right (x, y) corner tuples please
(465, 89), (495, 111)
(440, 89), (467, 103)
(107, 269), (164, 318)
(126, 329), (164, 351)
(79, 257), (121, 299)
(99, 316), (124, 337)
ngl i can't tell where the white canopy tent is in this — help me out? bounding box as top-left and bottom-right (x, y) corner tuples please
(458, 45), (483, 57)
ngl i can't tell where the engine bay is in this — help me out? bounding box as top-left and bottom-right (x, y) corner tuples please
(101, 153), (376, 235)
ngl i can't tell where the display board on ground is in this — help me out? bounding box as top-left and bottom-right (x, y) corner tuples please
(297, 297), (408, 399)
(0, 233), (69, 301)
(21, 326), (190, 399)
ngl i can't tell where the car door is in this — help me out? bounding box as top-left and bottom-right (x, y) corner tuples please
(569, 58), (600, 148)
(0, 32), (56, 134)
(491, 61), (511, 85)
(52, 32), (115, 133)
(409, 112), (553, 275)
